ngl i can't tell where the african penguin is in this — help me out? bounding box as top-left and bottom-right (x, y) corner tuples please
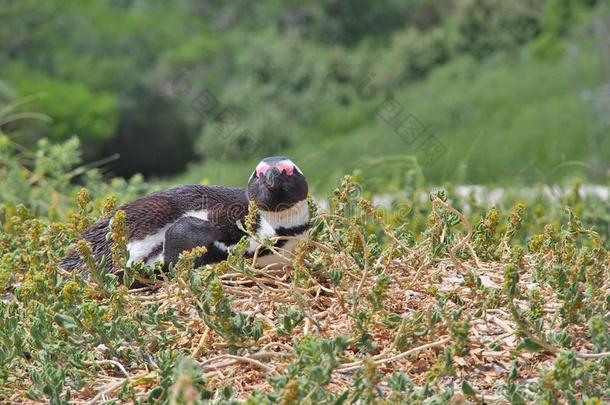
(61, 157), (310, 279)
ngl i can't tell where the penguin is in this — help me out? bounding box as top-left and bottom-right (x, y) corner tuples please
(61, 156), (310, 279)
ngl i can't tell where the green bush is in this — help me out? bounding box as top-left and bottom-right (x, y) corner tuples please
(0, 101), (147, 218)
(378, 27), (450, 88)
(0, 0), (605, 180)
(0, 0), (216, 175)
(276, 0), (421, 46)
(196, 31), (363, 159)
(0, 81), (15, 105)
(454, 0), (544, 58)
(22, 81), (116, 146)
(4, 66), (118, 154)
(530, 0), (601, 58)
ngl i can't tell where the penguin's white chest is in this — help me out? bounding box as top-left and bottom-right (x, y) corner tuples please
(252, 231), (308, 268)
(250, 200), (310, 268)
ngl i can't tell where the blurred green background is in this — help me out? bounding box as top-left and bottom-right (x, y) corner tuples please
(1, 0), (609, 193)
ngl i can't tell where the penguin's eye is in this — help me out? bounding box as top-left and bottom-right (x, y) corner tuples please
(276, 161), (294, 176)
(255, 163), (270, 177)
(278, 159), (303, 176)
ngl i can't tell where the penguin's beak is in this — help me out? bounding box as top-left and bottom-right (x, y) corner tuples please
(263, 167), (279, 190)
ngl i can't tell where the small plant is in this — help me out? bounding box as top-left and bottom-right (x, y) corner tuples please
(196, 274), (264, 349)
(268, 335), (349, 403)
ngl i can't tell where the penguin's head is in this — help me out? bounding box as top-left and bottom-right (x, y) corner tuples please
(247, 156), (308, 211)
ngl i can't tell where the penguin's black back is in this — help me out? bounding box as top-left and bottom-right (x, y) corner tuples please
(61, 185), (249, 272)
(122, 185), (247, 239)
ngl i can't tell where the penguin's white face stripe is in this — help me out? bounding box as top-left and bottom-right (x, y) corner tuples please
(292, 162), (303, 175)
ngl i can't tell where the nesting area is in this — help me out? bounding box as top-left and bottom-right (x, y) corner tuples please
(3, 181), (609, 404)
(73, 253), (606, 403)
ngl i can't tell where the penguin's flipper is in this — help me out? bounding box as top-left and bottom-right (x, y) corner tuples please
(163, 216), (217, 267)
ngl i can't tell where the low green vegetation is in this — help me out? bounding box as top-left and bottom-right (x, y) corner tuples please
(1, 120), (609, 403)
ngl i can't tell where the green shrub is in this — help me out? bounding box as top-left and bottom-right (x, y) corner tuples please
(276, 0), (420, 46)
(530, 0), (601, 58)
(378, 27), (450, 88)
(0, 101), (148, 218)
(0, 81), (14, 105)
(196, 31), (363, 159)
(6, 67), (117, 150)
(454, 0), (544, 58)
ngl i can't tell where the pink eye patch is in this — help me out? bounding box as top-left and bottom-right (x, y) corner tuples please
(276, 161), (294, 175)
(255, 163), (270, 177)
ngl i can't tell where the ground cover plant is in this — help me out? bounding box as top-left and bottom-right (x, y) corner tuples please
(1, 130), (609, 403)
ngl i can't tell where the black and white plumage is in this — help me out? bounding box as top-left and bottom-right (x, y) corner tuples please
(61, 157), (310, 276)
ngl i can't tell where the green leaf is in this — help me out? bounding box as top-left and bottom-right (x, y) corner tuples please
(461, 380), (477, 396)
(334, 391), (349, 405)
(516, 338), (545, 352)
(54, 314), (78, 331)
